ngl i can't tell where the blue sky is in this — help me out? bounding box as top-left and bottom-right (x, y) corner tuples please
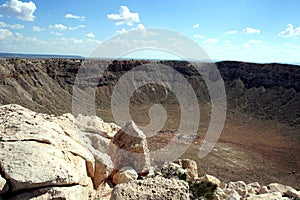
(0, 0), (299, 63)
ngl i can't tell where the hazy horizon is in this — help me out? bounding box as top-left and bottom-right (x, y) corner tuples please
(1, 52), (300, 66)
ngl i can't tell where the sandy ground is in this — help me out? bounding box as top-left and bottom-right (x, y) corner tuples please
(187, 115), (300, 189)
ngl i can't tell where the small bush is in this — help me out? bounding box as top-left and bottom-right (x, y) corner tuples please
(189, 180), (217, 200)
(160, 163), (189, 181)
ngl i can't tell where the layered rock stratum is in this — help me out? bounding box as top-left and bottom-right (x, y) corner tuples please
(0, 58), (299, 125)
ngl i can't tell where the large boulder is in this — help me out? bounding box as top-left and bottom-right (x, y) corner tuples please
(0, 104), (116, 199)
(108, 121), (151, 175)
(0, 105), (95, 193)
(82, 132), (111, 153)
(76, 114), (120, 139)
(92, 151), (114, 190)
(110, 176), (190, 200)
(0, 141), (91, 191)
(82, 132), (114, 189)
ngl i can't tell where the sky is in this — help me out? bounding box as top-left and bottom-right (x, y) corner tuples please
(0, 0), (299, 63)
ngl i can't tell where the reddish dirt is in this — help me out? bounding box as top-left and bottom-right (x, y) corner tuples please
(125, 105), (300, 189)
(187, 115), (300, 189)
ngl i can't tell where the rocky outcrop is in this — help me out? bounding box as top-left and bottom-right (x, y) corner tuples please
(76, 114), (120, 139)
(0, 105), (95, 193)
(0, 104), (115, 199)
(213, 179), (300, 200)
(108, 121), (151, 175)
(1, 104), (299, 199)
(110, 176), (190, 200)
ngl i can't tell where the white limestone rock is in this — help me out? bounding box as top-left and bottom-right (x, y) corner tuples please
(76, 114), (120, 139)
(110, 176), (190, 200)
(199, 174), (221, 186)
(247, 191), (283, 200)
(228, 181), (248, 198)
(108, 121), (151, 175)
(223, 188), (240, 200)
(113, 166), (138, 185)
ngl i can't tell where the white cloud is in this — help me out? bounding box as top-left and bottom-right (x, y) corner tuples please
(0, 32), (101, 56)
(115, 23), (144, 35)
(32, 25), (44, 32)
(0, 14), (3, 17)
(54, 37), (101, 46)
(10, 23), (24, 29)
(69, 24), (85, 30)
(116, 28), (128, 34)
(248, 39), (263, 44)
(65, 13), (85, 21)
(203, 38), (219, 44)
(0, 21), (24, 29)
(225, 30), (237, 35)
(49, 24), (67, 30)
(193, 24), (200, 28)
(242, 27), (261, 34)
(0, 28), (12, 40)
(68, 27), (77, 30)
(0, 0), (37, 21)
(107, 6), (140, 26)
(137, 23), (145, 29)
(243, 43), (251, 49)
(115, 24), (153, 36)
(193, 34), (205, 39)
(283, 43), (293, 47)
(51, 31), (63, 36)
(86, 33), (95, 38)
(60, 37), (84, 44)
(242, 40), (263, 49)
(0, 21), (8, 27)
(278, 24), (300, 38)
